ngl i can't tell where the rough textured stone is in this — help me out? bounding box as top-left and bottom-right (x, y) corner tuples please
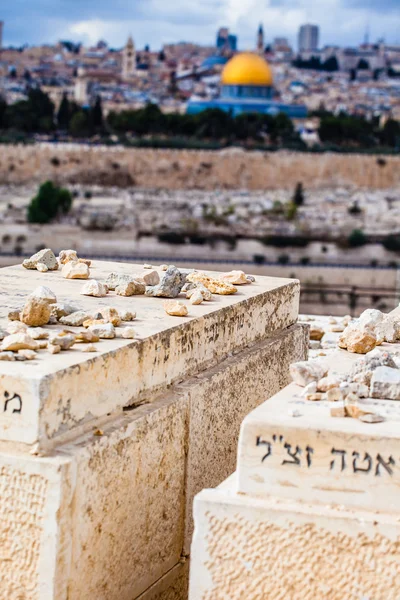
(219, 270), (248, 285)
(338, 327), (377, 354)
(1, 333), (38, 351)
(18, 349), (37, 360)
(310, 326), (324, 341)
(8, 310), (20, 321)
(27, 327), (49, 340)
(290, 360), (328, 387)
(59, 249), (79, 264)
(88, 323), (116, 339)
(100, 307), (122, 326)
(75, 330), (100, 343)
(186, 271), (237, 295)
(23, 248), (58, 271)
(118, 309), (136, 321)
(62, 261), (90, 280)
(359, 413), (385, 423)
(141, 269), (160, 286)
(105, 272), (135, 291)
(0, 351), (16, 360)
(20, 297), (51, 327)
(146, 266), (186, 298)
(163, 300), (188, 317)
(370, 366), (400, 400)
(49, 331), (76, 351)
(51, 303), (80, 319)
(116, 280), (145, 296)
(29, 285), (57, 304)
(189, 290), (204, 305)
(121, 327), (136, 339)
(36, 262), (48, 273)
(82, 344), (98, 352)
(59, 310), (100, 327)
(6, 321), (27, 334)
(80, 280), (108, 297)
(350, 349), (398, 385)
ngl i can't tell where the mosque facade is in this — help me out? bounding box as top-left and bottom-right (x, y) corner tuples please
(187, 52), (307, 118)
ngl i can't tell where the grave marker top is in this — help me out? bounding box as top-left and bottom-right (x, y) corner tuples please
(0, 261), (299, 449)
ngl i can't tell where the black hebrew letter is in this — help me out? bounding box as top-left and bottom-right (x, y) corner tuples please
(352, 451), (372, 474)
(305, 446), (314, 468)
(330, 448), (347, 471)
(375, 454), (395, 477)
(256, 436), (272, 463)
(3, 392), (22, 414)
(282, 442), (302, 466)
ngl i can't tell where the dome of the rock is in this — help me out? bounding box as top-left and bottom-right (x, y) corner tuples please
(221, 52), (273, 87)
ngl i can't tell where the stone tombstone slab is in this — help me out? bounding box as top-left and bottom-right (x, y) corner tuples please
(0, 261), (299, 450)
(237, 382), (400, 513)
(189, 476), (400, 600)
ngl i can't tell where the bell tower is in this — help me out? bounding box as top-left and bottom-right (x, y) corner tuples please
(257, 24), (264, 55)
(122, 35), (136, 80)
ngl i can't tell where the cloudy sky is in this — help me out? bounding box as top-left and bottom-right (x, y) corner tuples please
(2, 0), (399, 50)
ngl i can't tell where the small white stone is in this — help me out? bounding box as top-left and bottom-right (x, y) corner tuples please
(143, 263), (153, 269)
(48, 344), (61, 354)
(140, 270), (160, 286)
(36, 262), (49, 273)
(189, 290), (204, 305)
(288, 408), (302, 417)
(1, 333), (38, 351)
(118, 309), (136, 322)
(290, 360), (328, 387)
(80, 280), (108, 298)
(18, 349), (37, 360)
(88, 323), (116, 339)
(30, 285), (57, 304)
(6, 321), (27, 334)
(82, 344), (98, 353)
(160, 264), (168, 271)
(163, 300), (188, 317)
(62, 261), (90, 280)
(121, 327), (135, 339)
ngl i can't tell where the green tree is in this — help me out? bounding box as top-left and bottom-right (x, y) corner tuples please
(380, 119), (400, 148)
(91, 95), (103, 130)
(0, 96), (7, 128)
(69, 110), (91, 137)
(27, 181), (73, 224)
(57, 93), (70, 129)
(357, 58), (370, 70)
(293, 182), (304, 206)
(348, 229), (367, 247)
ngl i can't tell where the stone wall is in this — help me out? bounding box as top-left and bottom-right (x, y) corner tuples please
(0, 145), (399, 189)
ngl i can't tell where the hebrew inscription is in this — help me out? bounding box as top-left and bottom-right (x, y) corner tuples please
(3, 392), (22, 414)
(255, 434), (396, 477)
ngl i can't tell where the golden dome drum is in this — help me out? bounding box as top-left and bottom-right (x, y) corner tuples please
(221, 53), (273, 87)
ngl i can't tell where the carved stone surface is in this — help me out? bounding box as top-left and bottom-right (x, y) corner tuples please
(0, 260), (299, 449)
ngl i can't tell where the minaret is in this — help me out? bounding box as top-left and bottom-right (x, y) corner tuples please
(122, 35), (136, 80)
(257, 24), (264, 54)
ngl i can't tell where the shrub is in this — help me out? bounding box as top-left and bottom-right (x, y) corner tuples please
(285, 202), (297, 220)
(348, 229), (367, 247)
(278, 254), (290, 265)
(27, 181), (73, 224)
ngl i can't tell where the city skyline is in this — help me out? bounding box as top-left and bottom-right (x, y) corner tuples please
(1, 0), (400, 51)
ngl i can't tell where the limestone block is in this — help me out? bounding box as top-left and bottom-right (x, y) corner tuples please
(182, 324), (308, 553)
(0, 394), (187, 600)
(136, 561), (189, 600)
(189, 478), (400, 600)
(237, 381), (400, 514)
(370, 365), (400, 400)
(0, 451), (73, 600)
(0, 261), (299, 449)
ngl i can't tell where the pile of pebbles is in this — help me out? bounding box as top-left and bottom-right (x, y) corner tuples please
(1, 249), (255, 362)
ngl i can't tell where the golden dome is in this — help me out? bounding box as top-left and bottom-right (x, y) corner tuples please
(221, 53), (273, 87)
